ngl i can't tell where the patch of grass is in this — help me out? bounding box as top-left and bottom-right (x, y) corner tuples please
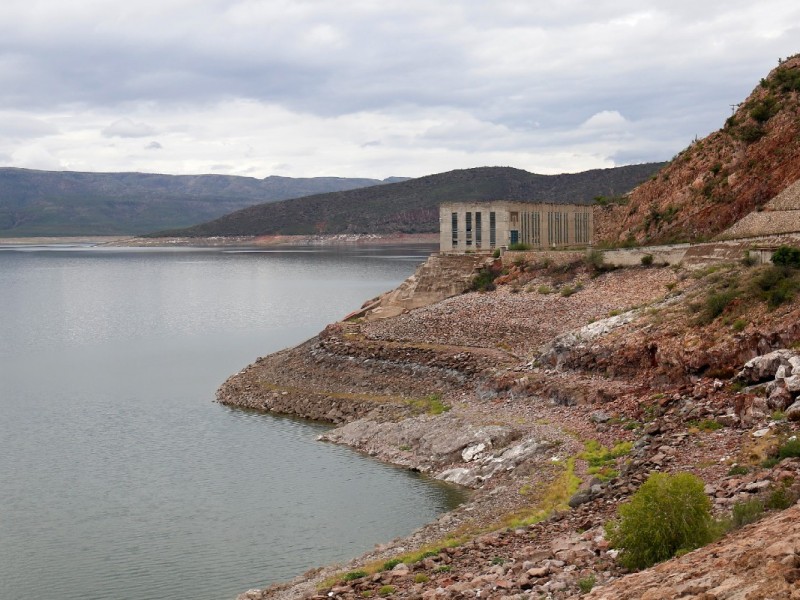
(414, 574), (429, 583)
(752, 265), (800, 308)
(560, 285), (577, 297)
(378, 585), (396, 597)
(492, 248), (501, 259)
(688, 419), (723, 432)
(343, 570), (367, 581)
(435, 565), (451, 573)
(537, 285), (553, 295)
(641, 254), (654, 266)
(408, 394), (451, 416)
(491, 556), (505, 565)
(503, 457), (581, 529)
(772, 411), (786, 421)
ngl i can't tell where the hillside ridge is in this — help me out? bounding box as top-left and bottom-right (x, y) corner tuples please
(153, 164), (664, 238)
(598, 54), (800, 245)
(0, 167), (401, 236)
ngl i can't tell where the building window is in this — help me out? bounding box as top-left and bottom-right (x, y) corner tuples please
(465, 212), (472, 246)
(489, 212), (496, 247)
(451, 212), (458, 247)
(475, 212), (482, 247)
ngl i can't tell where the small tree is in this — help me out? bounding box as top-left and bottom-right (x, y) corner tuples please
(606, 472), (715, 570)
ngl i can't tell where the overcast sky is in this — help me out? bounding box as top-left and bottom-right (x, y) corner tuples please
(0, 1), (798, 179)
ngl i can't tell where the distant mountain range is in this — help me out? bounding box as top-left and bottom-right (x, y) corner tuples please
(152, 164), (665, 238)
(0, 168), (405, 237)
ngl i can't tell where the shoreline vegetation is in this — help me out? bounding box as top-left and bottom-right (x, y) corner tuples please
(218, 238), (800, 600)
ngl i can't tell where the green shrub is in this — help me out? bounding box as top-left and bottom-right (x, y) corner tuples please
(766, 484), (795, 510)
(491, 556), (505, 565)
(772, 246), (800, 268)
(727, 464), (749, 476)
(378, 585), (396, 597)
(778, 437), (800, 460)
(344, 570), (367, 581)
(537, 285), (552, 295)
(492, 248), (501, 259)
(470, 266), (500, 292)
(606, 472), (715, 570)
(641, 254), (654, 266)
(508, 242), (531, 251)
(699, 289), (739, 324)
(749, 95), (780, 123)
(434, 565), (451, 573)
(382, 559), (402, 571)
(560, 285), (576, 297)
(578, 574), (596, 593)
(735, 123), (766, 143)
(732, 318), (748, 332)
(731, 498), (764, 528)
(752, 265), (800, 308)
(414, 574), (429, 583)
(689, 419), (723, 432)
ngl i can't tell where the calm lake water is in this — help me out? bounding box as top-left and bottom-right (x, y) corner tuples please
(0, 244), (464, 600)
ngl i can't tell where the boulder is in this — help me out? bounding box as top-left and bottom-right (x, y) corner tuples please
(786, 400), (800, 421)
(738, 350), (797, 383)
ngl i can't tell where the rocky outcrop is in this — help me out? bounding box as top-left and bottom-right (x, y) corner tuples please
(599, 54), (800, 245)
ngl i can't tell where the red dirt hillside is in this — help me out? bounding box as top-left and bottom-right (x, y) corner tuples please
(597, 53), (800, 246)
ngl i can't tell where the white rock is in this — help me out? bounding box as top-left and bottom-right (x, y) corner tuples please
(462, 443), (487, 462)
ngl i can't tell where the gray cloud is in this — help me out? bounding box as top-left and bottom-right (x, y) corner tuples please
(145, 141), (163, 150)
(0, 1), (798, 177)
(102, 118), (156, 138)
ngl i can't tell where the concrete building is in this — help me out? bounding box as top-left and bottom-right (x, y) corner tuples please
(439, 201), (593, 253)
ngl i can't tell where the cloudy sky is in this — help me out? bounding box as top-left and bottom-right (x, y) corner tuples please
(0, 1), (798, 179)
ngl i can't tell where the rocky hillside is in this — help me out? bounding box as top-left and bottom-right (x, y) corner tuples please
(221, 244), (800, 599)
(598, 54), (800, 245)
(152, 164), (663, 238)
(0, 168), (399, 236)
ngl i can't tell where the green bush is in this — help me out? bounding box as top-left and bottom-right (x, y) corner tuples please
(698, 289), (740, 324)
(344, 570), (367, 581)
(492, 248), (501, 259)
(731, 498), (764, 528)
(641, 254), (654, 266)
(766, 484), (795, 510)
(735, 123), (766, 143)
(382, 559), (402, 571)
(752, 265), (800, 308)
(560, 285), (576, 297)
(606, 472), (715, 570)
(470, 266), (500, 292)
(508, 242), (531, 251)
(778, 437), (800, 460)
(578, 574), (596, 593)
(378, 585), (396, 597)
(772, 246), (800, 268)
